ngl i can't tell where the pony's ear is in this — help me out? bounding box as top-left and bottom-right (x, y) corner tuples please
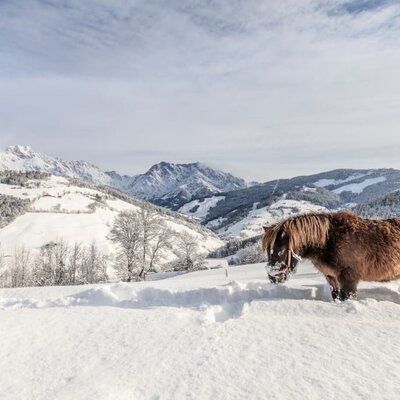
(263, 226), (269, 232)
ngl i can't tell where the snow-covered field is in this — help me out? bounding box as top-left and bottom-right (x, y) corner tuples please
(1, 262), (399, 400)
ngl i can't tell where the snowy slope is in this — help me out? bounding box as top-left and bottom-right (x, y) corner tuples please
(332, 176), (387, 194)
(210, 198), (328, 238)
(0, 175), (223, 265)
(0, 262), (399, 400)
(178, 196), (226, 221)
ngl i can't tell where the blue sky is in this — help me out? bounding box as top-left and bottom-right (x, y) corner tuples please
(1, 0), (400, 181)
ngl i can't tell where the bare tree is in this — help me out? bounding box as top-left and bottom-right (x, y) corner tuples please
(9, 246), (31, 287)
(0, 246), (10, 288)
(33, 242), (60, 286)
(68, 242), (82, 285)
(147, 224), (173, 275)
(81, 242), (108, 284)
(53, 239), (70, 285)
(110, 210), (142, 281)
(137, 204), (170, 280)
(173, 232), (206, 272)
(110, 205), (174, 281)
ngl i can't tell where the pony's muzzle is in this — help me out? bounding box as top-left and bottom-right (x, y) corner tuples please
(265, 262), (291, 284)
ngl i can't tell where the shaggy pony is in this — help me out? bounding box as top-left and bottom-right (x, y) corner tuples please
(262, 211), (400, 300)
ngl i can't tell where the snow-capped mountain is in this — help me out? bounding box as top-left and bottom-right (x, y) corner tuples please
(0, 146), (247, 208)
(125, 161), (247, 209)
(0, 145), (121, 187)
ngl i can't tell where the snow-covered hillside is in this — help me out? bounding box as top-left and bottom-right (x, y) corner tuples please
(0, 174), (223, 267)
(210, 198), (328, 238)
(181, 191), (329, 238)
(0, 262), (399, 400)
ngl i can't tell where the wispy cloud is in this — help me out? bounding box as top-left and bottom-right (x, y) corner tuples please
(0, 0), (399, 180)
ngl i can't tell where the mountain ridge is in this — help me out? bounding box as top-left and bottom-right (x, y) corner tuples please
(0, 145), (248, 208)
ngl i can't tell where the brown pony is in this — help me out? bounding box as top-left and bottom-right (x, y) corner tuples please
(262, 211), (400, 301)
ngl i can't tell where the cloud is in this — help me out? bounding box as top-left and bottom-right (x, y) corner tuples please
(0, 0), (400, 181)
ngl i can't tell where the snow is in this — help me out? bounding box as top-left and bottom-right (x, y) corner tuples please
(333, 177), (386, 194)
(0, 211), (114, 255)
(31, 192), (95, 212)
(216, 199), (327, 238)
(178, 196), (225, 220)
(313, 174), (386, 195)
(0, 262), (399, 400)
(313, 173), (367, 187)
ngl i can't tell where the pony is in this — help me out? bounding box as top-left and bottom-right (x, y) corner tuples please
(262, 211), (400, 301)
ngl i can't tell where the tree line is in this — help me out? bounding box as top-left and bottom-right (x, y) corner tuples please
(0, 241), (108, 288)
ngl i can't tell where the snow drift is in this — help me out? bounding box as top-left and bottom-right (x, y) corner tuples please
(0, 262), (399, 400)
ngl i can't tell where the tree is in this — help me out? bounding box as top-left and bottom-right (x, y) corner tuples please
(53, 239), (70, 285)
(235, 243), (267, 265)
(173, 232), (206, 272)
(68, 242), (82, 285)
(147, 224), (173, 274)
(138, 204), (159, 279)
(110, 204), (173, 281)
(110, 210), (142, 281)
(0, 245), (10, 288)
(81, 242), (108, 284)
(9, 246), (31, 287)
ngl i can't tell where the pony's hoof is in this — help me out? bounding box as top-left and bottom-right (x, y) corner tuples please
(331, 289), (339, 301)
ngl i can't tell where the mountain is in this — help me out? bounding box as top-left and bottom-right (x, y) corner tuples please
(0, 145), (120, 186)
(0, 146), (247, 208)
(179, 168), (400, 238)
(125, 161), (247, 209)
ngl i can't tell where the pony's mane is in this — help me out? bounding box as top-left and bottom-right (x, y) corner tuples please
(262, 213), (331, 253)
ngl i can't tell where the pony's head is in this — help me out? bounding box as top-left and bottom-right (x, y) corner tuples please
(262, 224), (300, 284)
(262, 214), (330, 284)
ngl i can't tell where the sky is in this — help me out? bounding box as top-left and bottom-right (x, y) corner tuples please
(0, 0), (400, 182)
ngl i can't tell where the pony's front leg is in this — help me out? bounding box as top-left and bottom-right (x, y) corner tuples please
(325, 274), (340, 301)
